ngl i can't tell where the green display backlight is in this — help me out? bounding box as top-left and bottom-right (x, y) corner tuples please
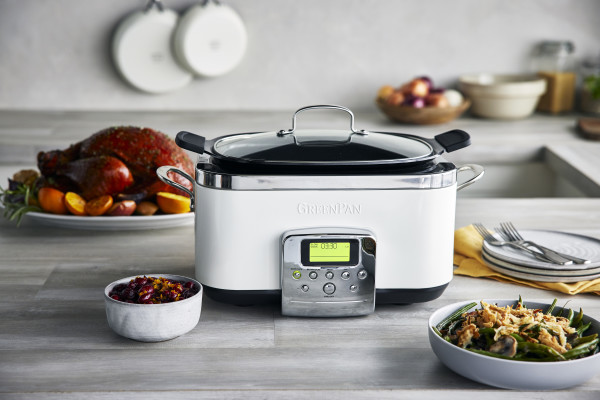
(309, 242), (350, 262)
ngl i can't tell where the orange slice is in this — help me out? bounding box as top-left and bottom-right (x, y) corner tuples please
(156, 192), (191, 214)
(64, 192), (87, 216)
(85, 195), (114, 216)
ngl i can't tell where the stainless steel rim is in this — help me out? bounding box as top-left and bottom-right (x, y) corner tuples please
(194, 166), (458, 190)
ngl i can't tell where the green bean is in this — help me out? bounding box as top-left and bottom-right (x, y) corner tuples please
(517, 342), (566, 361)
(517, 295), (524, 308)
(513, 354), (562, 362)
(467, 348), (514, 360)
(433, 326), (443, 337)
(571, 308), (584, 327)
(577, 321), (592, 336)
(572, 334), (598, 347)
(545, 298), (558, 315)
(565, 308), (574, 325)
(477, 327), (496, 347)
(447, 318), (463, 335)
(541, 323), (560, 336)
(563, 339), (599, 360)
(510, 333), (525, 342)
(436, 302), (477, 331)
(571, 338), (599, 351)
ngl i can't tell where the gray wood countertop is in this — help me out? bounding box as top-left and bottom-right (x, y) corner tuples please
(1, 199), (599, 399)
(1, 111), (600, 398)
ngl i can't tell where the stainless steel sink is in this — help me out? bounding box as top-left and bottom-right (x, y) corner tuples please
(457, 161), (587, 198)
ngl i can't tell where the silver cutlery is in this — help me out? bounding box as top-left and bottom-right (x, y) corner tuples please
(496, 225), (573, 265)
(473, 223), (567, 264)
(499, 222), (590, 265)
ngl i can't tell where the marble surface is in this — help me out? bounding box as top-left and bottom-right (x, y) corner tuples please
(1, 111), (600, 398)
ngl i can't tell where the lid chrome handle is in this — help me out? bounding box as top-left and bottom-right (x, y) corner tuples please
(277, 105), (369, 137)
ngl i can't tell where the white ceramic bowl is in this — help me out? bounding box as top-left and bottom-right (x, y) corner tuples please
(428, 299), (600, 390)
(104, 274), (202, 342)
(459, 74), (547, 119)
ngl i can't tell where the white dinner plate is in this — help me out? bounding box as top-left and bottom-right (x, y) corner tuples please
(482, 248), (600, 276)
(482, 229), (600, 270)
(482, 251), (600, 283)
(23, 211), (194, 231)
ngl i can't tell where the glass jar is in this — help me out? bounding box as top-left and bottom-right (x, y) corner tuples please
(531, 41), (576, 114)
(580, 56), (600, 115)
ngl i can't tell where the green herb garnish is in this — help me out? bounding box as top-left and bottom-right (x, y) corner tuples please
(0, 179), (41, 226)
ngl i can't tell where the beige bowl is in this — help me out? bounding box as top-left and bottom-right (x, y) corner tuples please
(459, 74), (547, 119)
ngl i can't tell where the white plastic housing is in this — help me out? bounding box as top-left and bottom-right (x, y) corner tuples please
(194, 185), (456, 291)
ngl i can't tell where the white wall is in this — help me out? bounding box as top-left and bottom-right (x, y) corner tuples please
(1, 0), (599, 111)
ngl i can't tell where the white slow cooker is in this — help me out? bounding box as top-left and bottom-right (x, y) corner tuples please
(157, 105), (484, 317)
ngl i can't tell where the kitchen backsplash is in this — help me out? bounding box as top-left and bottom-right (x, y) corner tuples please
(1, 0), (599, 111)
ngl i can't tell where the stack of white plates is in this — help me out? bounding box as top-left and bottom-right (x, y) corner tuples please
(482, 229), (600, 282)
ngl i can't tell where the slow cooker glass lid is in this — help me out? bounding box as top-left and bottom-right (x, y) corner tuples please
(212, 129), (435, 164)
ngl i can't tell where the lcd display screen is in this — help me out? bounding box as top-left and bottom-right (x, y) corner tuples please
(309, 242), (350, 262)
(300, 238), (359, 266)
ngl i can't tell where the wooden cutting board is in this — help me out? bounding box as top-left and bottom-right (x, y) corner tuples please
(577, 118), (600, 140)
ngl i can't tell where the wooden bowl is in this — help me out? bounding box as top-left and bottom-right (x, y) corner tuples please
(376, 98), (471, 125)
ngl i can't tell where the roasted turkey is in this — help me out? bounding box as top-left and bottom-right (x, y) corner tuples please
(37, 126), (194, 200)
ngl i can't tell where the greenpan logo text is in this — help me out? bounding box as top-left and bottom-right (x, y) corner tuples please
(297, 202), (362, 215)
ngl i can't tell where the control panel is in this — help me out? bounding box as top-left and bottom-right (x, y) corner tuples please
(281, 228), (376, 317)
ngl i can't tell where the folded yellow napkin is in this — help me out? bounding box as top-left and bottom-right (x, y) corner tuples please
(454, 225), (600, 295)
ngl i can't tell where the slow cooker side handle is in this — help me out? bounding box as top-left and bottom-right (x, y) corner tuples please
(434, 129), (471, 153)
(456, 164), (485, 191)
(156, 166), (195, 211)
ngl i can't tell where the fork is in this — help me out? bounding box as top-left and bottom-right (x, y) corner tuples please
(500, 222), (590, 265)
(473, 223), (565, 264)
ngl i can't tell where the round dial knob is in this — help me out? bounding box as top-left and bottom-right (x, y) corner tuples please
(323, 283), (336, 295)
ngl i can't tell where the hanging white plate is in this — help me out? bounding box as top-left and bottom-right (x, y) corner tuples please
(174, 2), (247, 77)
(112, 7), (193, 93)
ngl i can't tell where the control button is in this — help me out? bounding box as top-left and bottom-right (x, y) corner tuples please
(301, 285), (309, 292)
(350, 284), (358, 292)
(323, 282), (336, 295)
(309, 271), (318, 280)
(292, 270), (302, 280)
(325, 271), (334, 279)
(357, 269), (368, 280)
(362, 238), (376, 253)
(341, 270), (350, 280)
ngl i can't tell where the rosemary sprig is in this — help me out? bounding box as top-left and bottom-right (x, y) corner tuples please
(0, 180), (41, 227)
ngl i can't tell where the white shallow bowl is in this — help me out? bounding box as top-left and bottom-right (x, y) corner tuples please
(428, 299), (600, 390)
(459, 74), (547, 119)
(104, 274), (202, 342)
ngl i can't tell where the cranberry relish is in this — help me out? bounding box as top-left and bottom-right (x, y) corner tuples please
(109, 276), (199, 304)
